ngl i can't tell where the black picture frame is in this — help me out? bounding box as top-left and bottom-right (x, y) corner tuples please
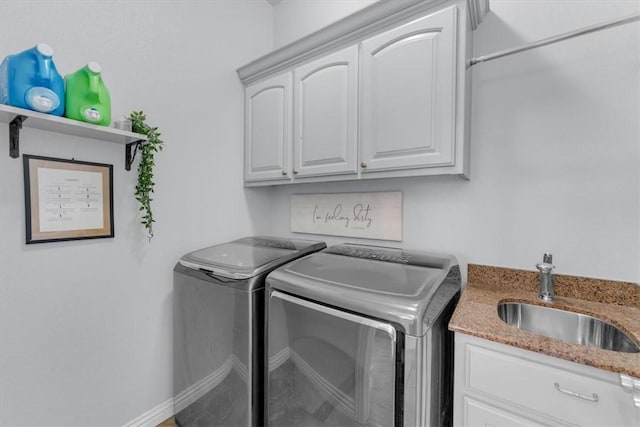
(23, 155), (114, 244)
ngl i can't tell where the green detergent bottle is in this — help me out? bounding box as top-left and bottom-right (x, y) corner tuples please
(64, 62), (111, 126)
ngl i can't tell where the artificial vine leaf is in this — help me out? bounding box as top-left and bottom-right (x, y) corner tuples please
(129, 110), (164, 241)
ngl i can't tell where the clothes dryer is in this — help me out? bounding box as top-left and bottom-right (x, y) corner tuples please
(265, 244), (461, 427)
(174, 236), (326, 427)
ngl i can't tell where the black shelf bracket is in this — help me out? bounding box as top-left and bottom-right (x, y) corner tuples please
(125, 139), (145, 171)
(9, 115), (27, 158)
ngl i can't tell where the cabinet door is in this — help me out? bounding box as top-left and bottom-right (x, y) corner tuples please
(360, 5), (457, 173)
(244, 73), (292, 182)
(293, 46), (358, 178)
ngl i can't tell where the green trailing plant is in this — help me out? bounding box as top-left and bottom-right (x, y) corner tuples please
(129, 110), (164, 241)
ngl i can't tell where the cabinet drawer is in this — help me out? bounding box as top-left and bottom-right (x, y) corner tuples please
(463, 397), (547, 427)
(466, 343), (637, 426)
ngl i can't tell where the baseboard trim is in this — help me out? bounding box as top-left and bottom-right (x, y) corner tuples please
(268, 347), (292, 372)
(289, 349), (354, 416)
(231, 354), (248, 383)
(269, 346), (354, 416)
(124, 347), (355, 426)
(174, 357), (234, 413)
(124, 356), (236, 427)
(122, 396), (174, 427)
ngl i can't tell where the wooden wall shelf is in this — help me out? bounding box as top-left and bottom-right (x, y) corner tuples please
(0, 104), (147, 170)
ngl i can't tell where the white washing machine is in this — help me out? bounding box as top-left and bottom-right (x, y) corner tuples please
(265, 244), (461, 427)
(173, 236), (326, 427)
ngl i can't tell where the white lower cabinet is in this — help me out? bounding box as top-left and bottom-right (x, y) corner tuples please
(454, 334), (640, 427)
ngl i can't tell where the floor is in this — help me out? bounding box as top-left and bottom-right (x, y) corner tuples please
(157, 417), (176, 427)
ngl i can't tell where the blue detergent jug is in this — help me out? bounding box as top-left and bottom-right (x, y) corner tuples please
(0, 43), (65, 115)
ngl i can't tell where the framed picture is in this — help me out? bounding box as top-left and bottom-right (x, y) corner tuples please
(23, 155), (114, 244)
(290, 191), (403, 241)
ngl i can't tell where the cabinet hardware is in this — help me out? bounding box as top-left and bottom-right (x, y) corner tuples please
(281, 170), (288, 176)
(554, 382), (599, 402)
(292, 169), (298, 175)
(360, 161), (368, 168)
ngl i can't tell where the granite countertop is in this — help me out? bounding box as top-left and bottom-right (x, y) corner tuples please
(449, 264), (640, 378)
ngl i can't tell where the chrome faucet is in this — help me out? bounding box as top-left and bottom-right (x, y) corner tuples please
(536, 253), (555, 302)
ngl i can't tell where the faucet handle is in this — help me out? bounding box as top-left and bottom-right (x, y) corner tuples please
(536, 262), (555, 273)
(536, 253), (555, 273)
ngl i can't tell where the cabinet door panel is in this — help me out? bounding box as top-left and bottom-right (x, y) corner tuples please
(463, 397), (546, 427)
(244, 73), (291, 182)
(360, 6), (457, 172)
(293, 46), (358, 177)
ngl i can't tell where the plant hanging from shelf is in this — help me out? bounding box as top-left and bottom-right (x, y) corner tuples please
(129, 110), (164, 241)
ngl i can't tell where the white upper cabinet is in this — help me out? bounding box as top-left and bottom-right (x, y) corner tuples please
(359, 6), (457, 173)
(293, 46), (358, 178)
(238, 0), (488, 186)
(244, 73), (292, 183)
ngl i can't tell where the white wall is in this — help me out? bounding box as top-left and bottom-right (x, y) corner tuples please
(1, 0), (638, 425)
(272, 0), (378, 48)
(0, 1), (274, 425)
(267, 0), (640, 283)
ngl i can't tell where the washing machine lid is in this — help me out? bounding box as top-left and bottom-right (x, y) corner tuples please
(266, 244), (461, 336)
(179, 236), (326, 280)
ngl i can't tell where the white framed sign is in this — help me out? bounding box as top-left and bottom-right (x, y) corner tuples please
(290, 192), (402, 241)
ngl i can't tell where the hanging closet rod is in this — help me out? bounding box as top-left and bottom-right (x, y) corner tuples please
(469, 13), (640, 66)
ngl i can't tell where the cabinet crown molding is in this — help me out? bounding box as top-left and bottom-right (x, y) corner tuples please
(237, 0), (489, 86)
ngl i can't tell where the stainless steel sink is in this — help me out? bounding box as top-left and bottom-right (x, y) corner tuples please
(497, 302), (639, 353)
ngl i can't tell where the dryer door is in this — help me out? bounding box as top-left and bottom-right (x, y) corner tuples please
(267, 290), (402, 426)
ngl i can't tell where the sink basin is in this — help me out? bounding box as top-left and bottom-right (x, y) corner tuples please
(497, 302), (639, 353)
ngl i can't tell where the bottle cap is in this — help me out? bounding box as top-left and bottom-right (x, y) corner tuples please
(36, 43), (54, 57)
(87, 61), (102, 73)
